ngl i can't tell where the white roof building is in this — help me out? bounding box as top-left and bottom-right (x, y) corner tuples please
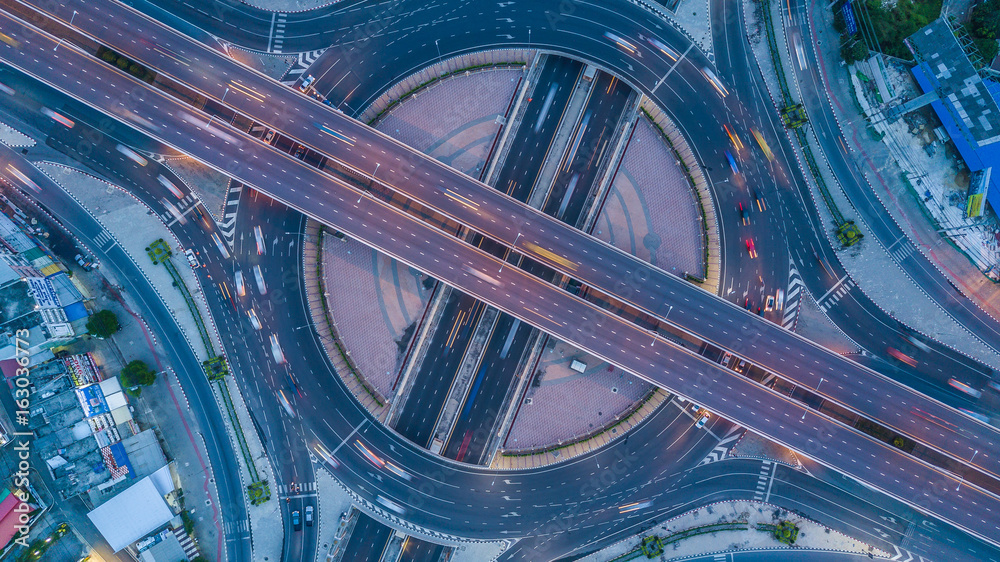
(87, 475), (174, 551)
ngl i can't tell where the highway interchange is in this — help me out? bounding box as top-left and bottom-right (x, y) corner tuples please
(0, 0), (996, 556)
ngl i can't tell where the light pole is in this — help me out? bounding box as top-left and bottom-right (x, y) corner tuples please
(499, 233), (522, 273)
(956, 450), (979, 492)
(358, 163), (380, 204)
(435, 39), (442, 64)
(222, 86), (230, 103)
(70, 10), (77, 25)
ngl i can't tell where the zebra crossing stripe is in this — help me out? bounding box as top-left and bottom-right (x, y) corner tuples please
(697, 431), (742, 466)
(282, 49), (327, 84)
(782, 260), (805, 330)
(891, 242), (915, 263)
(172, 527), (199, 559)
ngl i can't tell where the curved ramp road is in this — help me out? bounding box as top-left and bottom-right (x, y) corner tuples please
(1, 9), (998, 548)
(12, 0), (1000, 487)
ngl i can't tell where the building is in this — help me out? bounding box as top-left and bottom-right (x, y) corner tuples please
(908, 19), (1000, 215)
(87, 472), (174, 552)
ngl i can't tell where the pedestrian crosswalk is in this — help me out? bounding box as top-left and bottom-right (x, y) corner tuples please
(697, 430), (743, 466)
(752, 460), (775, 502)
(159, 194), (199, 227)
(219, 182), (242, 246)
(817, 276), (856, 312)
(713, 554), (729, 562)
(93, 229), (114, 250)
(271, 13), (288, 53)
(888, 240), (916, 264)
(223, 518), (249, 535)
(277, 481), (316, 494)
(172, 526), (200, 560)
(782, 260), (805, 330)
(283, 49), (327, 84)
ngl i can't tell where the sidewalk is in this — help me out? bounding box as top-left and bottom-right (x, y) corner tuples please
(578, 499), (885, 561)
(35, 162), (281, 561)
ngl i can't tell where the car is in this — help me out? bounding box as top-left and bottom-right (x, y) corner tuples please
(723, 124), (743, 151)
(738, 202), (749, 225)
(948, 378), (982, 398)
(603, 31), (640, 57)
(299, 74), (316, 92)
(701, 67), (729, 97)
(74, 254), (94, 271)
(696, 413), (711, 429)
(41, 107), (74, 128)
(0, 32), (20, 48)
(277, 389), (295, 418)
(184, 248), (199, 268)
(254, 225), (265, 255)
(247, 308), (262, 330)
(752, 129), (775, 161)
(270, 333), (286, 364)
(264, 129), (276, 143)
(640, 34), (679, 61)
(376, 495), (405, 515)
(234, 270), (245, 296)
(888, 347), (918, 367)
(305, 506), (314, 526)
(211, 232), (230, 259)
(725, 150), (740, 175)
(746, 238), (758, 259)
(157, 174), (184, 198)
(690, 404), (703, 415)
(293, 144), (306, 159)
(254, 264), (267, 294)
(765, 295), (775, 311)
(291, 510), (301, 531)
(116, 144), (148, 166)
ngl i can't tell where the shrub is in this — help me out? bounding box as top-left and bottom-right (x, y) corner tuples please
(86, 309), (120, 338)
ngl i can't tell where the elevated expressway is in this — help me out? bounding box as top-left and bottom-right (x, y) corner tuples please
(1, 6), (998, 547)
(16, 0), (1000, 483)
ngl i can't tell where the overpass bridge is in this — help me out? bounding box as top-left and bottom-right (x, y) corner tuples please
(0, 1), (997, 546)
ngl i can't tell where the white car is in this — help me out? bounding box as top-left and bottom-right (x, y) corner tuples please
(211, 232), (230, 259)
(270, 333), (286, 364)
(234, 270), (246, 296)
(254, 225), (265, 255)
(157, 174), (183, 198)
(254, 264), (267, 295)
(696, 413), (711, 429)
(184, 248), (199, 268)
(247, 308), (262, 330)
(116, 144), (147, 166)
(376, 495), (405, 515)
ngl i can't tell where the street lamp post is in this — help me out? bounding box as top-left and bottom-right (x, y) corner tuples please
(499, 232), (522, 274)
(70, 10), (77, 25)
(435, 39), (442, 64)
(358, 163), (380, 203)
(956, 449), (979, 492)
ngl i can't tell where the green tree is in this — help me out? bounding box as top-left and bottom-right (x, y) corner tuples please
(116, 57), (129, 70)
(86, 309), (120, 338)
(841, 38), (870, 64)
(971, 0), (1000, 41)
(120, 360), (155, 388)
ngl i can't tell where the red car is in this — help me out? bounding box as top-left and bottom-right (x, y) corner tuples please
(746, 238), (758, 259)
